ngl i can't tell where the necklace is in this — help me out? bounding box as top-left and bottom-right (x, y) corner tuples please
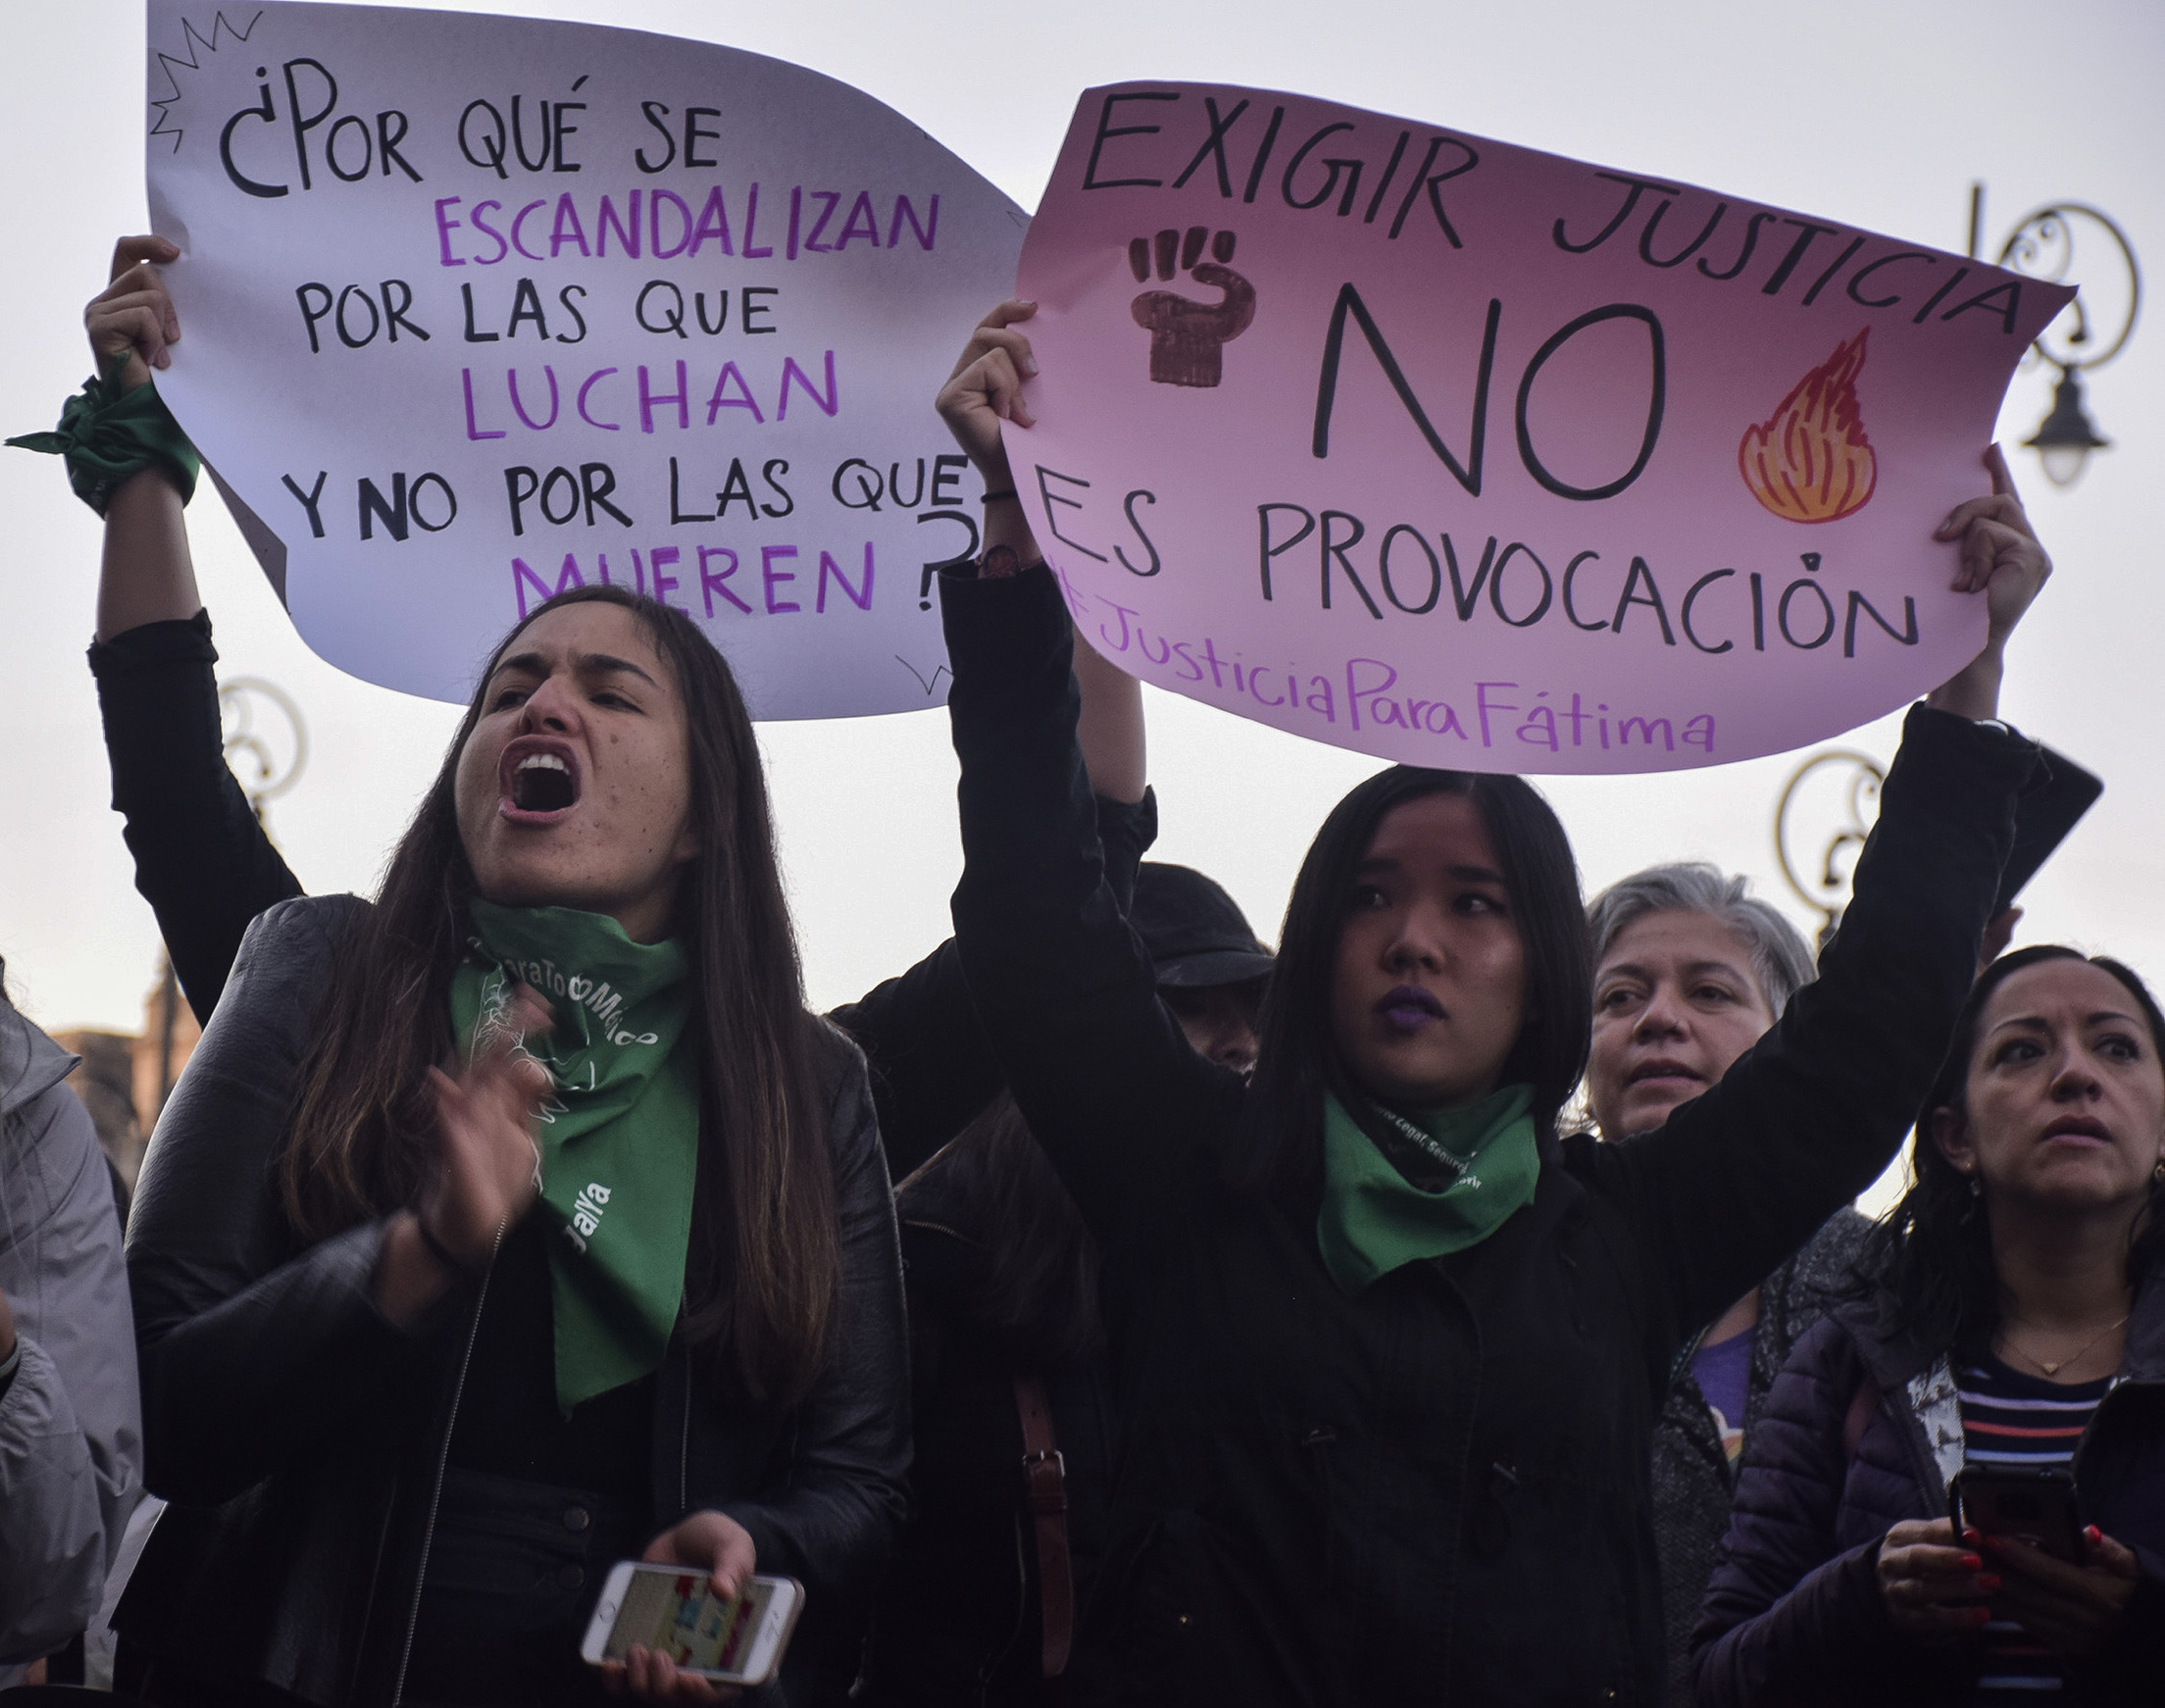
(2001, 1313), (2131, 1378)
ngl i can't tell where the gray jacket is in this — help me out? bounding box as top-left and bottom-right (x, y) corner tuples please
(0, 1001), (143, 1677)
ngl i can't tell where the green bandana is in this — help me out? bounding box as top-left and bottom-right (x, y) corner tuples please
(7, 351), (201, 517)
(1316, 1083), (1540, 1294)
(449, 901), (698, 1414)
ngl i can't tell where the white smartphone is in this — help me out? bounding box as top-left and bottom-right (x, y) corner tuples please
(579, 1563), (804, 1686)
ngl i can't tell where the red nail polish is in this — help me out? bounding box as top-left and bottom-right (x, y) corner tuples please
(1961, 1554), (1983, 1571)
(1980, 1575), (2002, 1592)
(1976, 1606), (1994, 1625)
(2085, 1526), (2102, 1545)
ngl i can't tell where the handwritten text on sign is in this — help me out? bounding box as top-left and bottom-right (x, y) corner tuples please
(145, 1), (1024, 712)
(1015, 83), (2071, 772)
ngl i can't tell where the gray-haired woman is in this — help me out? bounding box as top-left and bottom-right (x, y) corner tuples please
(1583, 862), (1865, 1706)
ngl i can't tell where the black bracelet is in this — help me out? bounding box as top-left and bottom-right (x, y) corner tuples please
(413, 1213), (484, 1278)
(979, 488), (1019, 505)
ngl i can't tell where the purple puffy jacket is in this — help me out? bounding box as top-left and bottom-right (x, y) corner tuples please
(1692, 1280), (2165, 1706)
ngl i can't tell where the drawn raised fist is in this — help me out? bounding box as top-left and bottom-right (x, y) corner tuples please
(1129, 228), (1256, 388)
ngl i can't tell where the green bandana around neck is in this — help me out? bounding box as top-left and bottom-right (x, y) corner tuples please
(1316, 1082), (1540, 1295)
(449, 900), (697, 1414)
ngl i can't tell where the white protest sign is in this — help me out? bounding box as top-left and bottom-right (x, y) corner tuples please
(145, 1), (1024, 713)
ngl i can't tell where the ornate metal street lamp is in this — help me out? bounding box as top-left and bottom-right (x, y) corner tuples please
(1971, 187), (2140, 489)
(149, 676), (311, 1117)
(1773, 750), (1885, 951)
(219, 676), (311, 818)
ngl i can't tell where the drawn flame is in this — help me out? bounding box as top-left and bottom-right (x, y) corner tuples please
(1738, 330), (1878, 524)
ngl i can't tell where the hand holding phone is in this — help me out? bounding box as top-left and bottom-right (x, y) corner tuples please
(583, 1510), (799, 1696)
(1950, 1471), (2142, 1658)
(582, 1563), (803, 1690)
(1950, 1469), (2085, 1564)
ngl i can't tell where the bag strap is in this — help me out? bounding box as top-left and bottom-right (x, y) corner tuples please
(1014, 1373), (1074, 1681)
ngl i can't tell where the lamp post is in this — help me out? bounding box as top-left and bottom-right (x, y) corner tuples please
(149, 677), (311, 1117)
(1773, 750), (1885, 951)
(218, 676), (311, 821)
(1970, 185), (2140, 490)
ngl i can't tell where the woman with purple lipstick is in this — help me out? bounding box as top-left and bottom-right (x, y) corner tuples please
(931, 298), (2052, 1707)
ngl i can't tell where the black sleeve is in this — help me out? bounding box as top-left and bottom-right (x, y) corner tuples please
(832, 788), (1159, 1183)
(125, 897), (448, 1505)
(1592, 703), (2038, 1353)
(942, 565), (1241, 1242)
(88, 612), (305, 1025)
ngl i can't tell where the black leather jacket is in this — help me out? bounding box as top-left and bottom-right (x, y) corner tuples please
(117, 895), (911, 1707)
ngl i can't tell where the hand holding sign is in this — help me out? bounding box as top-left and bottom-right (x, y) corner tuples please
(1009, 83), (2074, 772)
(142, 0), (1025, 714)
(87, 235), (184, 386)
(1921, 445), (2051, 722)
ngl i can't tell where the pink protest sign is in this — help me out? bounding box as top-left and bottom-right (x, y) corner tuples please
(1014, 84), (2072, 772)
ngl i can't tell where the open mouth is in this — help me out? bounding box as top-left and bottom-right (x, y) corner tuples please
(500, 742), (581, 819)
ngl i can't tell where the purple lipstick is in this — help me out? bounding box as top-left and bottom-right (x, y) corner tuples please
(1378, 984), (1445, 1033)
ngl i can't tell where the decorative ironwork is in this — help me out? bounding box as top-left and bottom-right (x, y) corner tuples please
(151, 676), (311, 1117)
(1973, 189), (2141, 488)
(218, 675), (310, 819)
(1773, 749), (1885, 950)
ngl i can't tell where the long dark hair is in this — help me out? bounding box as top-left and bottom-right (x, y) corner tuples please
(1237, 766), (1590, 1199)
(283, 585), (840, 1402)
(1864, 945), (2165, 1359)
(899, 1093), (1102, 1369)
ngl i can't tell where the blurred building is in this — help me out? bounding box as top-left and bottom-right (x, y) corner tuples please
(53, 958), (199, 1193)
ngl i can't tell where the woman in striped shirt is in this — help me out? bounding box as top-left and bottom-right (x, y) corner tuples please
(1694, 944), (2165, 1706)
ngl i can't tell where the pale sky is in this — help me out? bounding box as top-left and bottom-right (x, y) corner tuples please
(4, 1), (2160, 1221)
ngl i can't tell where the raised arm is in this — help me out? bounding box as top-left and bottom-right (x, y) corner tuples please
(931, 303), (1237, 1237)
(73, 236), (302, 1022)
(1599, 450), (2049, 1344)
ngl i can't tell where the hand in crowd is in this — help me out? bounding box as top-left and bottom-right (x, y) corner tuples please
(1976, 1524), (2140, 1658)
(1876, 1517), (1999, 1641)
(425, 981), (554, 1258)
(1924, 444), (2052, 722)
(934, 298), (1039, 481)
(83, 233), (182, 392)
(601, 1510), (758, 1702)
(378, 982), (553, 1324)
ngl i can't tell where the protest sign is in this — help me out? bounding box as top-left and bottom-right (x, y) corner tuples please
(1015, 83), (2073, 772)
(144, 1), (1024, 713)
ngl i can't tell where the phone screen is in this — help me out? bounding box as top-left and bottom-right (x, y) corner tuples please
(601, 1570), (776, 1675)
